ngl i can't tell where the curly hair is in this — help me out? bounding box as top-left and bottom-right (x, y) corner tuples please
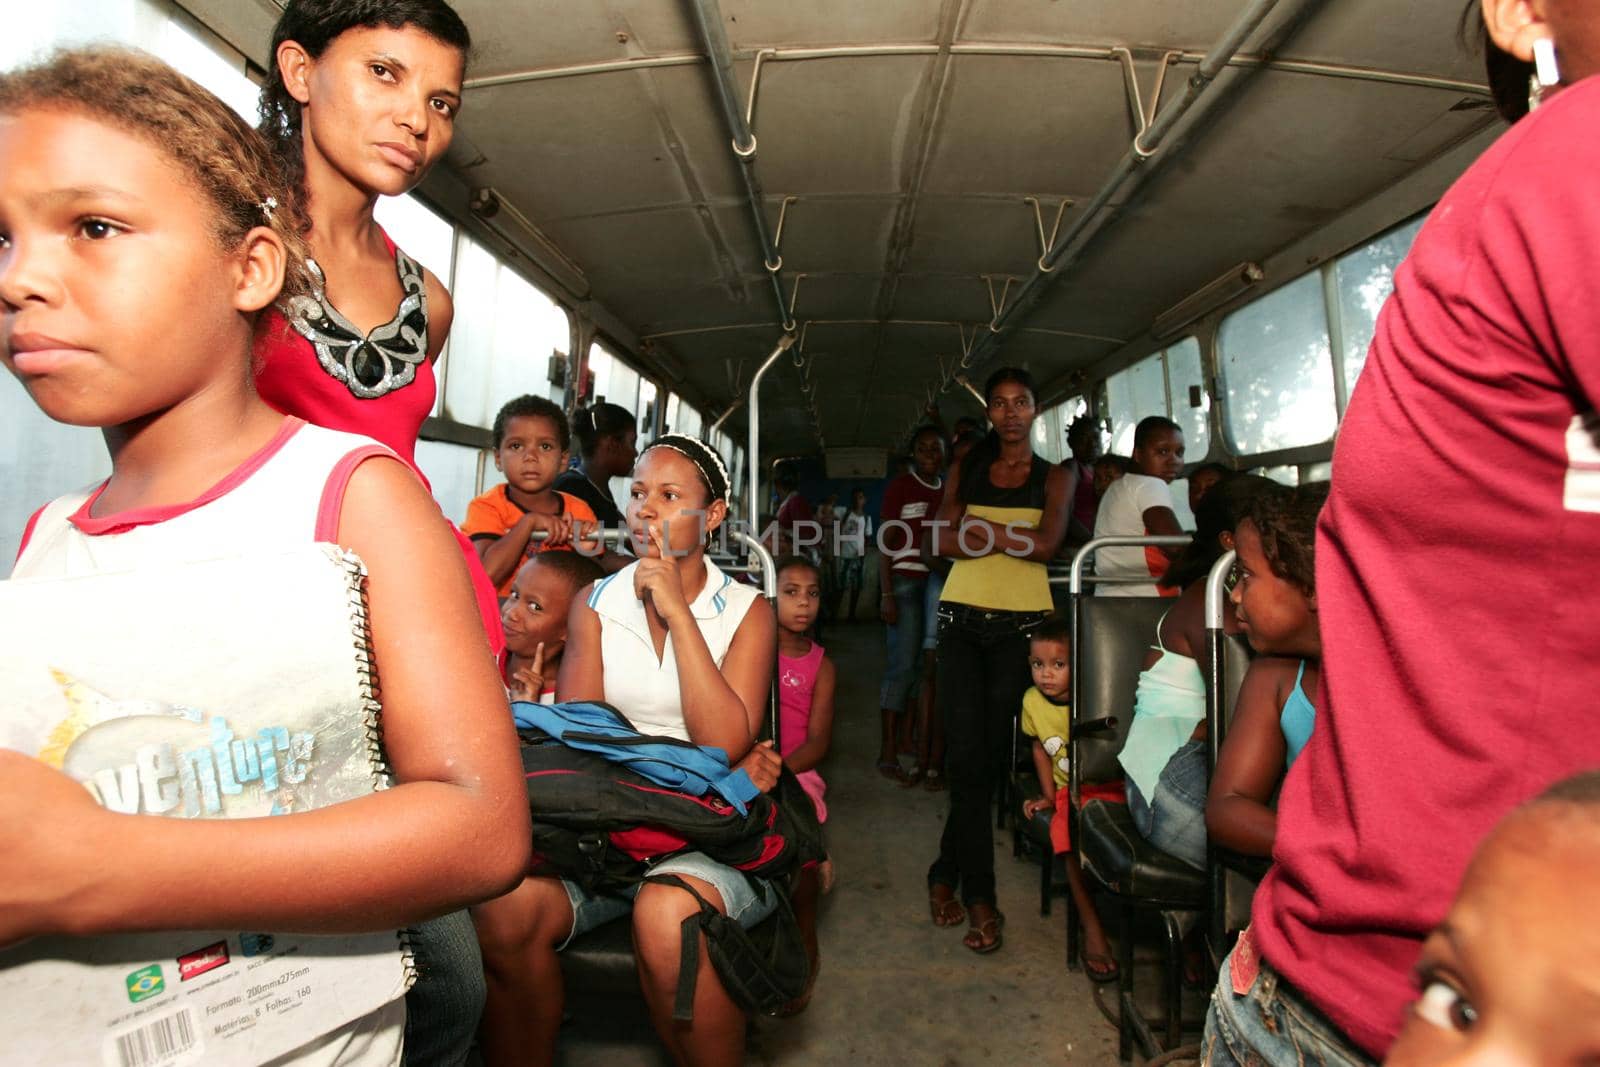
(259, 0), (471, 235)
(1244, 483), (1329, 594)
(493, 394), (569, 451)
(0, 47), (313, 305)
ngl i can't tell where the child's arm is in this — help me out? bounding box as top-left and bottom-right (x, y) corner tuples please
(783, 657), (836, 774)
(1, 458), (530, 945)
(1022, 738), (1057, 817)
(1205, 656), (1298, 858)
(478, 510), (572, 589)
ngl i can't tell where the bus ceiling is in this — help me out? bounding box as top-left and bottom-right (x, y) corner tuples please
(186, 0), (1499, 459)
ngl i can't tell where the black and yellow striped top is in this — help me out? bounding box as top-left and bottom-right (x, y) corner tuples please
(941, 455), (1054, 612)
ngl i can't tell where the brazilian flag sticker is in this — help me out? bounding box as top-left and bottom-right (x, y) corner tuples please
(125, 964), (165, 1003)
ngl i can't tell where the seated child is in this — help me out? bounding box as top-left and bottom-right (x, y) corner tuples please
(773, 556), (837, 1012)
(1383, 771), (1600, 1066)
(1092, 416), (1185, 597)
(501, 553), (604, 704)
(1205, 485), (1328, 858)
(1019, 615), (1117, 982)
(464, 395), (600, 595)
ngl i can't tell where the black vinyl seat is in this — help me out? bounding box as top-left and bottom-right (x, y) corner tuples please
(560, 919), (641, 997)
(1068, 592), (1203, 1063)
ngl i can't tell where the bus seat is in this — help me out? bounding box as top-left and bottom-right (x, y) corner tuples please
(1069, 593), (1204, 1062)
(560, 920), (641, 997)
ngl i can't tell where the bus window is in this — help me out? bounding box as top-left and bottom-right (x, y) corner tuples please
(1165, 337), (1211, 459)
(1334, 214), (1427, 396)
(1106, 352), (1168, 456)
(415, 439), (486, 529)
(444, 235), (570, 425)
(1220, 272), (1338, 456)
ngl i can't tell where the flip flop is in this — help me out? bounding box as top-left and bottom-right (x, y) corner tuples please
(877, 759), (907, 783)
(963, 908), (1005, 954)
(902, 764), (925, 787)
(1083, 952), (1120, 984)
(923, 768), (946, 792)
(928, 884), (965, 927)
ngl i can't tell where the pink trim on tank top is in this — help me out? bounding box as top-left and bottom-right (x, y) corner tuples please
(15, 504), (46, 565)
(69, 417), (306, 536)
(315, 445), (397, 541)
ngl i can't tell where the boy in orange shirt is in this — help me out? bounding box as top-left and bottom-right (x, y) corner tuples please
(464, 395), (598, 596)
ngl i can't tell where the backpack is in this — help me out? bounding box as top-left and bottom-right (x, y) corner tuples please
(518, 709), (826, 1018)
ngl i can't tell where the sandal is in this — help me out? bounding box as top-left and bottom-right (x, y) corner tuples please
(962, 906), (1005, 954)
(923, 768), (945, 792)
(928, 883), (965, 927)
(877, 759), (907, 783)
(902, 764), (925, 787)
(1083, 952), (1120, 984)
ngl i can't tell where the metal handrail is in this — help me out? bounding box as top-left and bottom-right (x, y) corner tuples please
(1203, 549), (1239, 961)
(1067, 534), (1193, 595)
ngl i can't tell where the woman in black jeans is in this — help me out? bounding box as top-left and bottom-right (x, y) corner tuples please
(926, 367), (1075, 953)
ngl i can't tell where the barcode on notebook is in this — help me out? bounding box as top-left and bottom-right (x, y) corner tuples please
(112, 1009), (199, 1067)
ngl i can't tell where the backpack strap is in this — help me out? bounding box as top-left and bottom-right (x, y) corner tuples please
(645, 872), (719, 1022)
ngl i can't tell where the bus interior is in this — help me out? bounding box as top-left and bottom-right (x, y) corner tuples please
(1, 0), (1511, 1064)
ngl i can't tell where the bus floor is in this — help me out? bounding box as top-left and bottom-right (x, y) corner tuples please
(553, 621), (1127, 1066)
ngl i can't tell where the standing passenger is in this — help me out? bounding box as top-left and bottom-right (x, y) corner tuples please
(1063, 416), (1103, 546)
(1203, 5), (1600, 1063)
(925, 368), (1074, 954)
(878, 426), (947, 782)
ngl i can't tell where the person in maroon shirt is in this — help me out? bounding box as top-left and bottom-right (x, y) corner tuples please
(1062, 416), (1101, 547)
(1204, 6), (1600, 1064)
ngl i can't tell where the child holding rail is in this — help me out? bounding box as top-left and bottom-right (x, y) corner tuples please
(1206, 485), (1328, 858)
(464, 394), (600, 596)
(1018, 615), (1116, 982)
(0, 48), (528, 1062)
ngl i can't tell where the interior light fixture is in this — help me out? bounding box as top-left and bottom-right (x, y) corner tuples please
(1151, 261), (1264, 340)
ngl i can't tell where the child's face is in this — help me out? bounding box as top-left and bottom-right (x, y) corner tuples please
(912, 430), (946, 477)
(851, 490), (866, 511)
(1132, 427), (1185, 482)
(1093, 461), (1124, 499)
(0, 109), (278, 428)
(501, 562), (576, 658)
(1188, 467), (1224, 514)
(1386, 807), (1600, 1067)
(627, 447), (724, 558)
(1229, 519), (1318, 657)
(495, 415), (566, 496)
(289, 24), (464, 198)
(1029, 637), (1071, 701)
(776, 566), (821, 634)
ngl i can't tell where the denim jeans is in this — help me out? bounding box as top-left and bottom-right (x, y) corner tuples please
(1126, 737), (1209, 871)
(927, 604), (1046, 906)
(880, 574), (928, 710)
(402, 909), (485, 1067)
(1204, 941), (1375, 1067)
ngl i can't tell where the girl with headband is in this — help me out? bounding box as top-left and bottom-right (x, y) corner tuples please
(474, 434), (782, 1067)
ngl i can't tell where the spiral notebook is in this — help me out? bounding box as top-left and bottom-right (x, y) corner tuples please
(0, 545), (412, 1067)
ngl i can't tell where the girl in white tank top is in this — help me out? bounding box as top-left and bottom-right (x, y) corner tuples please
(0, 50), (528, 1066)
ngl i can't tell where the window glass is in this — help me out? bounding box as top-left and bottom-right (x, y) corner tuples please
(1105, 353), (1167, 456)
(638, 380), (659, 440)
(443, 235), (568, 427)
(589, 342), (640, 418)
(374, 195), (456, 294)
(1219, 272), (1337, 455)
(1, 376), (112, 574)
(1301, 461), (1333, 484)
(1164, 337), (1211, 459)
(1252, 464), (1300, 487)
(1030, 406), (1061, 463)
(415, 439), (486, 528)
(664, 394), (683, 435)
(678, 404), (704, 440)
(1335, 214), (1426, 395)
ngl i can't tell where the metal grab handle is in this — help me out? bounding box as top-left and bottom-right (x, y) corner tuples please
(1067, 534), (1193, 595)
(527, 527), (629, 544)
(1204, 549), (1236, 632)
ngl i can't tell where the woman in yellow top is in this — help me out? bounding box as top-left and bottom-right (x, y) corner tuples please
(925, 367), (1075, 953)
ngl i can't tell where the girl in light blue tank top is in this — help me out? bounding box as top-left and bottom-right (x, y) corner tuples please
(1205, 485), (1328, 860)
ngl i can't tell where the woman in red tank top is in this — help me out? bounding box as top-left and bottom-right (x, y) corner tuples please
(252, 2), (505, 656)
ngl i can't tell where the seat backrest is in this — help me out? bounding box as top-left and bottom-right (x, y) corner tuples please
(1073, 594), (1170, 784)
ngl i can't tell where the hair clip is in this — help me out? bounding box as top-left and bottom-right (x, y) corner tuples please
(259, 196), (278, 221)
